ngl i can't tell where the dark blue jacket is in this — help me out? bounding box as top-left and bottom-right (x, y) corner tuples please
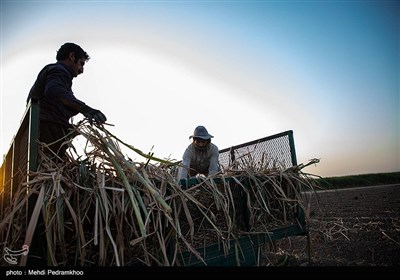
(27, 62), (85, 128)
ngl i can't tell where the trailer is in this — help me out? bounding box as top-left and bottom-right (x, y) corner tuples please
(0, 99), (309, 266)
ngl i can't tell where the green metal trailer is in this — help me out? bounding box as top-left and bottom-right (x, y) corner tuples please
(171, 130), (307, 266)
(0, 100), (308, 266)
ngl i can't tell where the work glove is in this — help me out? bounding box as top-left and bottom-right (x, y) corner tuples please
(179, 179), (188, 190)
(80, 105), (107, 125)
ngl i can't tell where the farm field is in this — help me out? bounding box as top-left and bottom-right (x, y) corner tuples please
(263, 184), (400, 267)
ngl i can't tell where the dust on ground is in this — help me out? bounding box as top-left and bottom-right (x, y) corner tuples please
(260, 184), (400, 266)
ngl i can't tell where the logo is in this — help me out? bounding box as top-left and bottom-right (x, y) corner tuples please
(4, 245), (29, 265)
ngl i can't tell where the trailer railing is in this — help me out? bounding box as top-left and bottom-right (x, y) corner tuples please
(218, 130), (297, 171)
(0, 100), (307, 266)
(0, 99), (39, 223)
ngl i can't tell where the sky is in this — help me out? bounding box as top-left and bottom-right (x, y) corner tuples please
(0, 0), (399, 178)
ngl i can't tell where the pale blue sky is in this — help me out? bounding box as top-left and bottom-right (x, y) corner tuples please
(1, 0), (399, 177)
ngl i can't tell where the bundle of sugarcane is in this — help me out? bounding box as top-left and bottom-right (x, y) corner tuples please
(0, 121), (318, 266)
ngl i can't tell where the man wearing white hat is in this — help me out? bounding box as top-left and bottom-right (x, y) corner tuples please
(178, 125), (220, 188)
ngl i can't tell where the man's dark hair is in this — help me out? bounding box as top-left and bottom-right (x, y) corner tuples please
(56, 42), (90, 62)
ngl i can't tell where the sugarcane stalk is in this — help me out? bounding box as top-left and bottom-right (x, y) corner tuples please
(19, 185), (45, 266)
(141, 168), (172, 214)
(103, 144), (147, 237)
(104, 138), (172, 214)
(89, 128), (150, 218)
(97, 171), (121, 266)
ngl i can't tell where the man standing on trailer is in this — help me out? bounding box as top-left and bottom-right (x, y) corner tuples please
(27, 42), (107, 161)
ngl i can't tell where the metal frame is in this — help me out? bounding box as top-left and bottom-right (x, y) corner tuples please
(172, 132), (307, 266)
(175, 177), (307, 266)
(0, 101), (307, 266)
(0, 99), (39, 221)
(218, 130), (297, 170)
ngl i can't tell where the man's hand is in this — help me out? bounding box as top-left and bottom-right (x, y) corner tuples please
(80, 105), (107, 125)
(179, 179), (188, 189)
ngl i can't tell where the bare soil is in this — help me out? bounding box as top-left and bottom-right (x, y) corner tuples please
(261, 184), (400, 267)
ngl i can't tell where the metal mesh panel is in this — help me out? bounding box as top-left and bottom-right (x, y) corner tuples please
(218, 130), (296, 171)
